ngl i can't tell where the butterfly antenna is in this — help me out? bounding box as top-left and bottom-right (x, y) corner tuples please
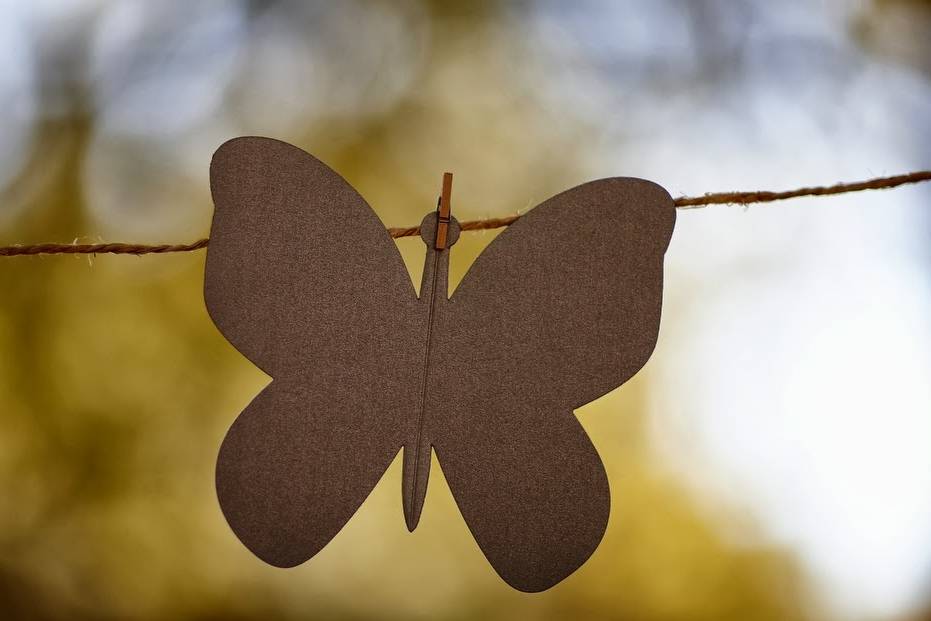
(435, 172), (453, 250)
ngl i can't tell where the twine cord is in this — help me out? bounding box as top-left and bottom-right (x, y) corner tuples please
(1, 171), (928, 257)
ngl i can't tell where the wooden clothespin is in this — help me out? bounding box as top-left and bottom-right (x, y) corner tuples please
(435, 172), (453, 250)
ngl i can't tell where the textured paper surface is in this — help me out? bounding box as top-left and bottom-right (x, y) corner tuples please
(205, 136), (676, 591)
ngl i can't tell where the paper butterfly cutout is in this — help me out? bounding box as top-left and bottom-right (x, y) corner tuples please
(204, 137), (676, 592)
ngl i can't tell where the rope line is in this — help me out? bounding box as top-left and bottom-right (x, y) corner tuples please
(1, 171), (928, 257)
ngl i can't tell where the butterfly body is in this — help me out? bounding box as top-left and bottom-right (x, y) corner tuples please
(401, 211), (459, 531)
(205, 137), (675, 591)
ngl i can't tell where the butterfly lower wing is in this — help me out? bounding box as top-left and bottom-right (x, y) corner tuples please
(205, 137), (423, 566)
(430, 178), (675, 589)
(434, 405), (609, 592)
(216, 378), (406, 567)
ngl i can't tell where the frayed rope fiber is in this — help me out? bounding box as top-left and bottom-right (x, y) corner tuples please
(1, 170), (928, 257)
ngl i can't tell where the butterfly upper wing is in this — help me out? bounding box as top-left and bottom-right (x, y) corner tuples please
(205, 137), (420, 375)
(205, 137), (423, 566)
(428, 178), (675, 590)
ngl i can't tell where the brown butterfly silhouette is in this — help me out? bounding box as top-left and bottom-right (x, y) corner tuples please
(204, 137), (675, 591)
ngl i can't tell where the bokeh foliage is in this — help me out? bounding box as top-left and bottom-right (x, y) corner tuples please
(2, 1), (929, 619)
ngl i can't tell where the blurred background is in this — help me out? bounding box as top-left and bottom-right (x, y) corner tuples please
(0, 1), (930, 619)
